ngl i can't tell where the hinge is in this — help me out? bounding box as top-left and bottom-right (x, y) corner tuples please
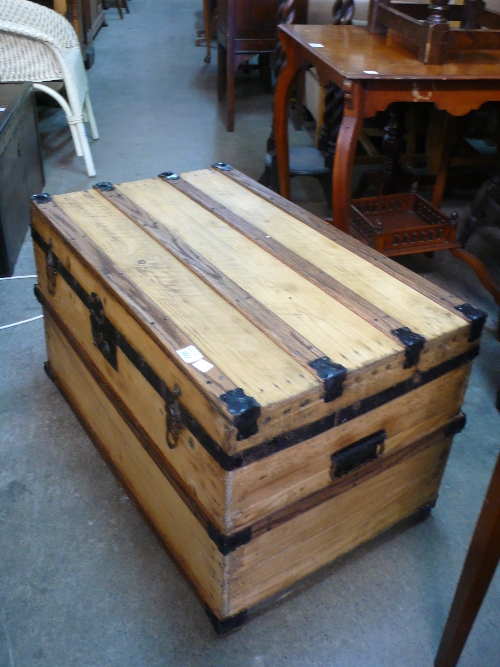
(308, 357), (347, 402)
(391, 327), (426, 368)
(455, 303), (487, 342)
(88, 292), (118, 369)
(220, 388), (260, 440)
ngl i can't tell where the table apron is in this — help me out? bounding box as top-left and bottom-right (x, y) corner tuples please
(361, 81), (500, 117)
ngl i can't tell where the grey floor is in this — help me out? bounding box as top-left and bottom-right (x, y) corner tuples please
(1, 1), (500, 665)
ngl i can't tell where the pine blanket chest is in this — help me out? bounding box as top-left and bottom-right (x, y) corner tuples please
(31, 164), (485, 633)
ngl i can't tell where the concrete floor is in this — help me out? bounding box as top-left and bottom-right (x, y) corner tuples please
(1, 1), (500, 665)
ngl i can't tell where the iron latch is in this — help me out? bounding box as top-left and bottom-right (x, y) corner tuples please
(166, 385), (184, 448)
(88, 293), (118, 369)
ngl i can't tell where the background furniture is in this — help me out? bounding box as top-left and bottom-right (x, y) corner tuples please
(0, 83), (44, 277)
(196, 0), (218, 63)
(369, 0), (500, 65)
(32, 0), (106, 67)
(434, 441), (500, 667)
(273, 24), (500, 231)
(273, 24), (500, 324)
(66, 0), (106, 65)
(0, 0), (99, 177)
(217, 0), (308, 131)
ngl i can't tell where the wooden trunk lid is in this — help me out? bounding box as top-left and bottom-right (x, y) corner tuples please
(30, 166), (484, 456)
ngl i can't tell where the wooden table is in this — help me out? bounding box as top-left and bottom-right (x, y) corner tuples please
(274, 24), (500, 233)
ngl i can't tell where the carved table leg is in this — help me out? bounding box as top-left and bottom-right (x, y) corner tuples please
(332, 84), (365, 233)
(434, 447), (500, 667)
(274, 34), (301, 200)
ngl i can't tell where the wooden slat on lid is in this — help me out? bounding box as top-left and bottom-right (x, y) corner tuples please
(52, 190), (318, 408)
(181, 168), (467, 340)
(115, 178), (401, 369)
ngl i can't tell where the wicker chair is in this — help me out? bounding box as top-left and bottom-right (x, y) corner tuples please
(0, 0), (99, 177)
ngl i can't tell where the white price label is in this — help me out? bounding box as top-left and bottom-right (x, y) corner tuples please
(192, 359), (214, 373)
(176, 345), (203, 364)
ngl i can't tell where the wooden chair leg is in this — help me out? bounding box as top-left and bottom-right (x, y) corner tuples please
(116, 0), (124, 19)
(122, 0), (130, 14)
(226, 47), (235, 132)
(450, 247), (500, 309)
(435, 448), (500, 667)
(217, 42), (225, 101)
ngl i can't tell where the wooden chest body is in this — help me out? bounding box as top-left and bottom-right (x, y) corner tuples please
(31, 166), (484, 632)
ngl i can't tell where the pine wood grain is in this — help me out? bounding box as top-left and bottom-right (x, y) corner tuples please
(218, 167), (471, 318)
(114, 179), (401, 370)
(44, 312), (226, 616)
(51, 190), (318, 407)
(31, 214), (233, 450)
(228, 432), (451, 615)
(183, 169), (467, 341)
(35, 257), (230, 530)
(230, 364), (469, 528)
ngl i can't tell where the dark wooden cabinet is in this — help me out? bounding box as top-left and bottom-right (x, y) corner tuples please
(218, 0), (308, 131)
(0, 84), (44, 277)
(67, 0), (106, 68)
(29, 0), (105, 68)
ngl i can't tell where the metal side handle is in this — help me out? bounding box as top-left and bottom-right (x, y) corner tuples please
(331, 429), (386, 478)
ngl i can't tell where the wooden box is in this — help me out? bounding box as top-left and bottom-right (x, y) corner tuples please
(0, 83), (44, 277)
(350, 193), (461, 256)
(31, 165), (484, 632)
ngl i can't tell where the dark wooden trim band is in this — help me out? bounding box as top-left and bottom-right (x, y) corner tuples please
(236, 345), (477, 467)
(251, 413), (462, 539)
(33, 221), (478, 471)
(161, 176), (410, 348)
(42, 359), (233, 625)
(216, 167), (471, 322)
(30, 200), (237, 408)
(43, 310), (463, 550)
(30, 235), (238, 472)
(93, 186), (326, 373)
(40, 298), (217, 530)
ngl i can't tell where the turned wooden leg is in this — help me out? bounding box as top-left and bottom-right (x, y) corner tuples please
(273, 35), (301, 199)
(203, 0), (211, 63)
(434, 447), (500, 667)
(116, 0), (124, 20)
(332, 105), (365, 233)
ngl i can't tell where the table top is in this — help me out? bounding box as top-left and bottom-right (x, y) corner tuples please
(279, 25), (500, 81)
